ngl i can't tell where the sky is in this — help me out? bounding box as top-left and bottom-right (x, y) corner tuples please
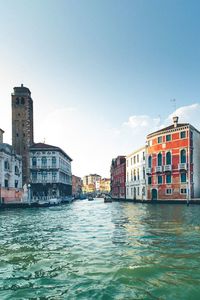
(0, 0), (200, 178)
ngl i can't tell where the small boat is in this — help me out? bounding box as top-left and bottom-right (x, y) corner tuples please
(104, 196), (112, 203)
(62, 196), (74, 203)
(49, 198), (61, 205)
(88, 196), (94, 201)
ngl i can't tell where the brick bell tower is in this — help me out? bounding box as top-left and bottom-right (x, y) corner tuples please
(12, 84), (34, 185)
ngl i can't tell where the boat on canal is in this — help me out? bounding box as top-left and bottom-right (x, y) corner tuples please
(88, 195), (94, 201)
(104, 195), (112, 203)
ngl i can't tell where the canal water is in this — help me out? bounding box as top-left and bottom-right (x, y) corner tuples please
(0, 199), (200, 300)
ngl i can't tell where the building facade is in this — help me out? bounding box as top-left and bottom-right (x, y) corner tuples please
(12, 84), (34, 185)
(82, 174), (101, 194)
(72, 175), (82, 198)
(110, 156), (126, 199)
(0, 129), (23, 203)
(99, 178), (111, 194)
(126, 146), (146, 200)
(146, 117), (200, 200)
(29, 143), (72, 199)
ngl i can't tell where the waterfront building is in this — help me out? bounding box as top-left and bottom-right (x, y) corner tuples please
(29, 143), (72, 198)
(82, 174), (101, 194)
(110, 156), (126, 199)
(146, 116), (200, 200)
(99, 178), (111, 194)
(12, 84), (34, 185)
(126, 146), (146, 200)
(72, 175), (82, 198)
(0, 129), (23, 203)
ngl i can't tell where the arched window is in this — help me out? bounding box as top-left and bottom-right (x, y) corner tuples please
(180, 149), (186, 163)
(148, 155), (152, 168)
(15, 166), (19, 174)
(21, 97), (25, 104)
(52, 156), (56, 167)
(157, 153), (162, 166)
(41, 157), (47, 167)
(16, 97), (19, 105)
(166, 152), (171, 165)
(32, 157), (37, 167)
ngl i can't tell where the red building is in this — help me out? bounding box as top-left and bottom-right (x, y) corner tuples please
(146, 116), (200, 200)
(110, 156), (126, 199)
(72, 175), (82, 198)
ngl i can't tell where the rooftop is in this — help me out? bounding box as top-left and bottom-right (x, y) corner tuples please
(29, 142), (72, 161)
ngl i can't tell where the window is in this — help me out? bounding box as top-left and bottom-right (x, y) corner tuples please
(21, 97), (25, 104)
(157, 153), (162, 166)
(134, 156), (136, 164)
(137, 154), (139, 163)
(148, 155), (152, 168)
(32, 172), (37, 181)
(16, 97), (19, 104)
(41, 157), (47, 167)
(15, 166), (19, 174)
(158, 175), (162, 184)
(143, 167), (145, 179)
(166, 134), (171, 141)
(42, 171), (47, 181)
(158, 136), (162, 143)
(52, 172), (57, 181)
(166, 174), (171, 184)
(148, 176), (152, 184)
(32, 157), (37, 167)
(137, 169), (139, 180)
(143, 151), (145, 160)
(15, 180), (18, 188)
(166, 152), (171, 165)
(4, 161), (9, 170)
(4, 179), (8, 188)
(180, 131), (186, 139)
(180, 149), (186, 164)
(181, 172), (186, 183)
(137, 187), (140, 195)
(166, 188), (172, 194)
(134, 169), (136, 181)
(52, 156), (56, 167)
(180, 188), (187, 194)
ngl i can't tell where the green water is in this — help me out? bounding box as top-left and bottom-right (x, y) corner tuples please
(0, 199), (200, 300)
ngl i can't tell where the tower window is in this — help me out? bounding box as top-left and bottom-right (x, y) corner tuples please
(21, 97), (25, 104)
(16, 97), (19, 104)
(16, 133), (19, 137)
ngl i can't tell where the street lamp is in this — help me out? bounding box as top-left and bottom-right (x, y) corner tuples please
(28, 184), (31, 205)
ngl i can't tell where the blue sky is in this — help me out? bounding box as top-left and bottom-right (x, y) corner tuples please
(0, 0), (200, 177)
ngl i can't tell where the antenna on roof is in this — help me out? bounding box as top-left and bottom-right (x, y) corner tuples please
(43, 138), (46, 144)
(170, 98), (176, 113)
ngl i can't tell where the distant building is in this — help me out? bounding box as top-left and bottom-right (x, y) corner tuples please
(99, 178), (111, 193)
(29, 143), (72, 198)
(0, 129), (23, 203)
(110, 156), (126, 199)
(12, 84), (34, 185)
(72, 175), (82, 198)
(126, 146), (146, 200)
(82, 174), (101, 193)
(146, 116), (200, 200)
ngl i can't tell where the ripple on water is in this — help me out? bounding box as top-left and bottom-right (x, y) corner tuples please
(0, 201), (200, 299)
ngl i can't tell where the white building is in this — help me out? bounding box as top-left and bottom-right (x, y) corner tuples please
(0, 129), (22, 203)
(126, 146), (146, 200)
(29, 143), (72, 199)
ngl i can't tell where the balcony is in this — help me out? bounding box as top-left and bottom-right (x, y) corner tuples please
(178, 163), (187, 171)
(164, 165), (172, 172)
(146, 167), (152, 175)
(155, 166), (162, 173)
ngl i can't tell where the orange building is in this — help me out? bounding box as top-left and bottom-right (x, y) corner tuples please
(146, 116), (200, 200)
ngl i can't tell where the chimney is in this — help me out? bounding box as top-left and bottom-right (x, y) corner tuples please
(0, 128), (4, 143)
(173, 116), (179, 128)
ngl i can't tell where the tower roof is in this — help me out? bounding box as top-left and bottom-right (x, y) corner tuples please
(13, 84), (31, 96)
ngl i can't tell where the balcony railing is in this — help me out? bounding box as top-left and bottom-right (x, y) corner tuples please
(155, 166), (162, 173)
(178, 163), (187, 171)
(164, 165), (172, 172)
(146, 167), (152, 175)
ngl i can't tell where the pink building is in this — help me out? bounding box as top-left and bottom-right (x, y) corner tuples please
(110, 156), (126, 199)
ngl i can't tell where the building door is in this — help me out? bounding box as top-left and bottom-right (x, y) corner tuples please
(151, 189), (158, 200)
